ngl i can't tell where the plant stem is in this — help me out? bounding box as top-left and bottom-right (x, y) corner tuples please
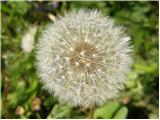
(10, 51), (23, 66)
(87, 107), (95, 119)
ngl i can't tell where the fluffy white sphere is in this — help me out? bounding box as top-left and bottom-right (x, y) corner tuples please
(36, 10), (132, 108)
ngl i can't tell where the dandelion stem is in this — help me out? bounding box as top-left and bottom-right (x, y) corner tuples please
(87, 107), (95, 119)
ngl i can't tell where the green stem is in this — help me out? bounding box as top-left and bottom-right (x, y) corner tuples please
(10, 51), (23, 66)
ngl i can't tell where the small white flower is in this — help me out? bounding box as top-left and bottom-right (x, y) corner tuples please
(36, 10), (132, 108)
(21, 26), (37, 53)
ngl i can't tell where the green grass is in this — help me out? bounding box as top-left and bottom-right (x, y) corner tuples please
(1, 1), (159, 119)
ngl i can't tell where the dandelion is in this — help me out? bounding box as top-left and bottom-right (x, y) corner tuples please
(21, 26), (37, 53)
(36, 10), (132, 109)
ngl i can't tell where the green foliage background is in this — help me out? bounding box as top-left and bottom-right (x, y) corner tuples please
(1, 1), (159, 119)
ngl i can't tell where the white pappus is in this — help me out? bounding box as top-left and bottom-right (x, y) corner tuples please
(36, 9), (133, 108)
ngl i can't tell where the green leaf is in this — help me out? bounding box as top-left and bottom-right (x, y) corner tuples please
(113, 106), (128, 119)
(127, 71), (138, 80)
(94, 102), (128, 119)
(125, 79), (136, 89)
(25, 78), (38, 95)
(47, 104), (71, 119)
(8, 1), (30, 15)
(1, 3), (11, 14)
(43, 96), (57, 108)
(134, 62), (157, 74)
(93, 101), (120, 119)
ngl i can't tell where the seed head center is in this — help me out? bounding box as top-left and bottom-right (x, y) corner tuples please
(68, 42), (100, 73)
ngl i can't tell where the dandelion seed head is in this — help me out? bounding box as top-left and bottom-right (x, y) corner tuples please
(36, 9), (132, 108)
(21, 26), (37, 53)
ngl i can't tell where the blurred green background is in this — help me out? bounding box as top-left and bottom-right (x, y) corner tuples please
(1, 1), (159, 119)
